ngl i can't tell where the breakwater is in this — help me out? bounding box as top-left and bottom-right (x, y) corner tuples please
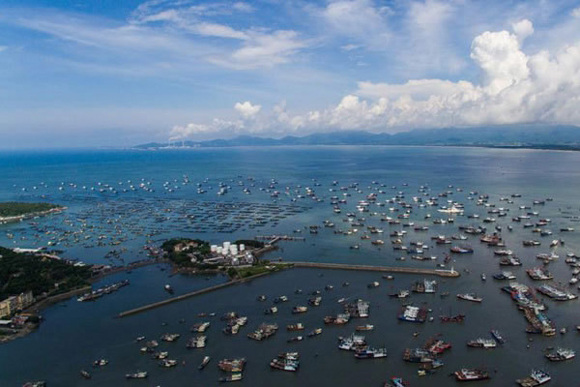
(290, 262), (460, 277)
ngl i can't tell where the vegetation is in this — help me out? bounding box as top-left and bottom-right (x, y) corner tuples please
(161, 238), (211, 267)
(234, 239), (265, 249)
(0, 247), (91, 300)
(0, 202), (62, 218)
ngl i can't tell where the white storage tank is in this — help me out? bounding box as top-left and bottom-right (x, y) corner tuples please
(230, 246), (238, 255)
(210, 245), (218, 253)
(223, 241), (231, 250)
(216, 246), (223, 255)
(239, 244), (245, 251)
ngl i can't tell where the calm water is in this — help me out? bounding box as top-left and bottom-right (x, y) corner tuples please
(1, 146), (580, 386)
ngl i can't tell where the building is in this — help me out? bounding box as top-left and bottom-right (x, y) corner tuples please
(0, 298), (12, 319)
(0, 291), (35, 318)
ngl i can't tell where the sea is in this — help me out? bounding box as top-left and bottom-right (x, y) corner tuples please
(1, 146), (580, 386)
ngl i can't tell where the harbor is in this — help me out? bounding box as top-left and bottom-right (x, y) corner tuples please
(2, 146), (580, 386)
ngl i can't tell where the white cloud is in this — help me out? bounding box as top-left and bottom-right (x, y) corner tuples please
(234, 101), (261, 118)
(170, 19), (580, 139)
(512, 19), (534, 42)
(572, 6), (580, 18)
(0, 45), (7, 52)
(319, 0), (391, 49)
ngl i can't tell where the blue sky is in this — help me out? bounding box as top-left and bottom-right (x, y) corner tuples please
(1, 0), (580, 147)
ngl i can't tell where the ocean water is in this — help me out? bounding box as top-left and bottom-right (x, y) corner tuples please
(1, 146), (580, 386)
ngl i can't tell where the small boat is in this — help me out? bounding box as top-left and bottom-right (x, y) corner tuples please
(125, 371), (148, 379)
(490, 329), (505, 344)
(457, 293), (483, 303)
(164, 284), (174, 294)
(355, 324), (375, 331)
(545, 347), (575, 361)
(481, 273), (486, 281)
(199, 356), (211, 370)
(287, 335), (304, 343)
(219, 373), (243, 382)
(80, 370), (91, 379)
(516, 369), (551, 386)
(92, 358), (108, 367)
(307, 328), (322, 337)
(454, 368), (490, 381)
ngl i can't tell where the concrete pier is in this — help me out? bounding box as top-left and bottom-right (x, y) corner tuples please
(290, 262), (460, 277)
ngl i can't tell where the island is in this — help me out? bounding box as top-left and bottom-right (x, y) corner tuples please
(0, 202), (65, 224)
(159, 237), (281, 279)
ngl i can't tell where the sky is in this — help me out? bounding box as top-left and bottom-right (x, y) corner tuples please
(1, 0), (580, 147)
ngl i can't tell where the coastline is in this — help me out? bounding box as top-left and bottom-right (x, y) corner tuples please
(0, 206), (66, 225)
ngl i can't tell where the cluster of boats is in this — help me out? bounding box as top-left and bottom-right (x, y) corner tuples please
(77, 279), (129, 302)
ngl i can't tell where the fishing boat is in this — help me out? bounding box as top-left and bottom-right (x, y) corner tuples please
(355, 324), (374, 331)
(354, 347), (387, 359)
(467, 338), (496, 349)
(218, 373), (243, 383)
(287, 323), (305, 331)
(516, 369), (551, 386)
(307, 328), (322, 337)
(403, 348), (434, 363)
(454, 368), (490, 381)
(287, 335), (304, 343)
(199, 356), (211, 370)
(545, 348), (575, 361)
(218, 358), (246, 372)
(80, 370), (91, 379)
(164, 284), (174, 294)
(457, 293), (483, 303)
(398, 305), (427, 323)
(92, 358), (108, 367)
(125, 371), (148, 379)
(490, 330), (505, 344)
(186, 335), (206, 349)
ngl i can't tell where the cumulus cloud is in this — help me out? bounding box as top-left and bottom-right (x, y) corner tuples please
(234, 101), (261, 118)
(169, 19), (580, 140)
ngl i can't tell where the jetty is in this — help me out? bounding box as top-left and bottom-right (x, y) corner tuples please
(255, 235), (306, 243)
(290, 262), (460, 278)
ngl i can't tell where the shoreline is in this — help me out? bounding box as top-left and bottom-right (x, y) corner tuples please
(0, 206), (66, 225)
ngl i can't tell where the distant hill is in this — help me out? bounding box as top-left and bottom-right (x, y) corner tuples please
(135, 125), (580, 150)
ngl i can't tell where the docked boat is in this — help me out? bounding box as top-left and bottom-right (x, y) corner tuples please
(454, 368), (490, 381)
(219, 373), (243, 383)
(403, 348), (434, 363)
(398, 305), (427, 323)
(450, 246), (474, 254)
(493, 271), (516, 280)
(536, 284), (577, 300)
(354, 347), (387, 359)
(307, 328), (322, 337)
(516, 369), (551, 386)
(287, 335), (304, 342)
(270, 358), (299, 372)
(527, 267), (553, 281)
(467, 338), (496, 349)
(218, 358), (246, 372)
(389, 289), (410, 298)
(199, 356), (211, 370)
(287, 323), (305, 331)
(292, 306), (308, 314)
(190, 322), (210, 333)
(457, 293), (483, 303)
(545, 347), (575, 361)
(186, 335), (206, 349)
(159, 359), (178, 368)
(338, 333), (366, 351)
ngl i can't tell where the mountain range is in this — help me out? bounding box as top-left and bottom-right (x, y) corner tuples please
(135, 124), (580, 150)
